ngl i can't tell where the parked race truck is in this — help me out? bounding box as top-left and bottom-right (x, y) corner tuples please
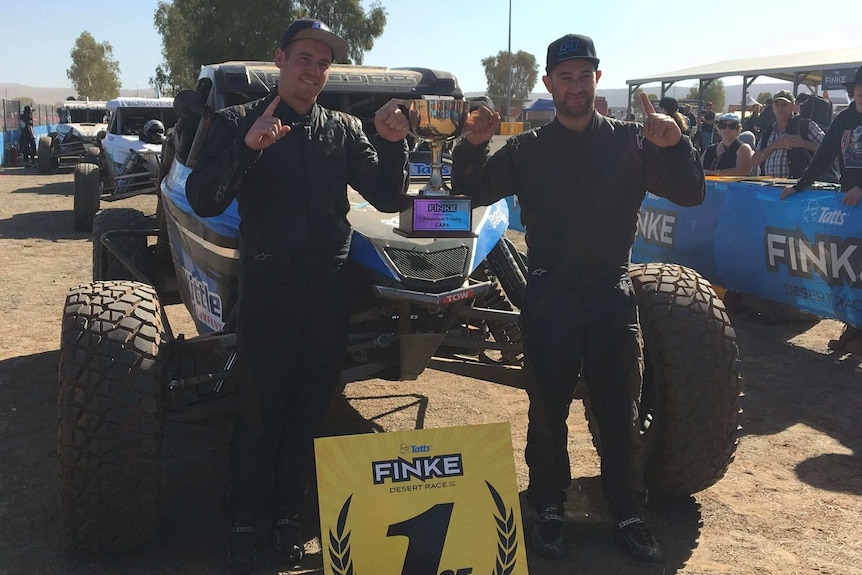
(58, 61), (742, 553)
(37, 100), (108, 174)
(71, 97), (177, 231)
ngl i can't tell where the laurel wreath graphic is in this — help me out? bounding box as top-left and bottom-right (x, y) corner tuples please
(327, 483), (519, 575)
(328, 494), (356, 575)
(486, 480), (518, 575)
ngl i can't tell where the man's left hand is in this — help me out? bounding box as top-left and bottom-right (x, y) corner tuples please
(375, 100), (410, 142)
(639, 92), (681, 148)
(843, 186), (862, 207)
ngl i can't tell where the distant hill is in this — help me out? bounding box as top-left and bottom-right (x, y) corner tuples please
(0, 83), (157, 106)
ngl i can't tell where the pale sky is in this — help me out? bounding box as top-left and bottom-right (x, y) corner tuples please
(1, 0), (859, 94)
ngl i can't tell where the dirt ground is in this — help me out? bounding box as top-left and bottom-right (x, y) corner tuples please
(1, 164), (862, 575)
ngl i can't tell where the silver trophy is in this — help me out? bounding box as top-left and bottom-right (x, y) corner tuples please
(407, 97), (469, 195)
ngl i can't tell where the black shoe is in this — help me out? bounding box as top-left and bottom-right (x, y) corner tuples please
(273, 516), (304, 567)
(228, 524), (258, 574)
(530, 504), (566, 559)
(613, 518), (663, 563)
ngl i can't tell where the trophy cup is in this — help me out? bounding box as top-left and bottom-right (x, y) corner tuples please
(395, 97), (475, 238)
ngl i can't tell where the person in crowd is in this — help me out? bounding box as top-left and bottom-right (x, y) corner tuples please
(743, 102), (762, 135)
(750, 90), (837, 181)
(452, 32), (705, 564)
(781, 68), (862, 205)
(697, 101), (716, 149)
(738, 131), (759, 175)
(682, 103), (698, 139)
(781, 66), (862, 352)
(756, 97), (776, 136)
(658, 96), (689, 135)
(701, 112), (754, 176)
(18, 105), (36, 168)
(185, 18), (410, 574)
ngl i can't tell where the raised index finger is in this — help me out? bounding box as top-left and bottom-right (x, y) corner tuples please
(263, 95), (281, 117)
(639, 92), (655, 116)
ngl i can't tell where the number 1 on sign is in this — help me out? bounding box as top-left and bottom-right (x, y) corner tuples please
(387, 503), (472, 575)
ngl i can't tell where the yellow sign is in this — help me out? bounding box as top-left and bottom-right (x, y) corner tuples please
(315, 422), (528, 575)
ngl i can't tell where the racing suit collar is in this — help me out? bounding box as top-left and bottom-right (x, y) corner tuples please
(551, 110), (602, 136)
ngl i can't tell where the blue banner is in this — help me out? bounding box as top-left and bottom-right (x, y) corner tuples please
(507, 179), (862, 324)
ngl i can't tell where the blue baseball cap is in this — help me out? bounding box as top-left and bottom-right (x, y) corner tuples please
(546, 34), (599, 74)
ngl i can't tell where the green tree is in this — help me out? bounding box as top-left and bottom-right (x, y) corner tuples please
(153, 0), (387, 92)
(685, 79), (726, 111)
(756, 91), (773, 104)
(481, 50), (539, 119)
(66, 32), (121, 100)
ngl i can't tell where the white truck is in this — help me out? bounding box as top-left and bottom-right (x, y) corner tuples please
(37, 100), (108, 173)
(72, 97), (176, 230)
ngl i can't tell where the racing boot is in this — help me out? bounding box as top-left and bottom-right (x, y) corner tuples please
(273, 514), (304, 567)
(530, 504), (567, 559)
(612, 517), (663, 563)
(227, 523), (257, 574)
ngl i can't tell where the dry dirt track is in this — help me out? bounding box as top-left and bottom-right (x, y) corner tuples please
(1, 165), (862, 575)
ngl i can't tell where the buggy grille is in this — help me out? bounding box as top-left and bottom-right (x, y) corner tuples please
(384, 246), (469, 282)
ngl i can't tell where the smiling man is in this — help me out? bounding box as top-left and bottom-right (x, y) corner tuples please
(452, 33), (705, 564)
(186, 18), (410, 574)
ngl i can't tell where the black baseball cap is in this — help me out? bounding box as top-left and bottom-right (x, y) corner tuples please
(546, 34), (599, 74)
(278, 18), (349, 61)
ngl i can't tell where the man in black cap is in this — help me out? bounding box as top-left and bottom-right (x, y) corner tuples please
(453, 33), (704, 564)
(186, 18), (410, 574)
(18, 105), (36, 167)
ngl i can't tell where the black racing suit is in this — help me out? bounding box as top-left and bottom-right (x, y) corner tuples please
(452, 112), (704, 522)
(187, 94), (408, 525)
(792, 103), (862, 193)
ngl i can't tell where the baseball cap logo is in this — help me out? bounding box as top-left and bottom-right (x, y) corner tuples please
(559, 39), (578, 56)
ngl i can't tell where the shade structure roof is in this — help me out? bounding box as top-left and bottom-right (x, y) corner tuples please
(626, 47), (862, 88)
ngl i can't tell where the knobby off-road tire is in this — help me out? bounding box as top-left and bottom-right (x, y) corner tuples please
(37, 136), (53, 173)
(92, 208), (155, 281)
(58, 281), (165, 552)
(584, 263), (742, 496)
(73, 162), (101, 231)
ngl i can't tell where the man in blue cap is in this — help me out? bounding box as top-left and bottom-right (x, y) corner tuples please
(453, 32), (705, 564)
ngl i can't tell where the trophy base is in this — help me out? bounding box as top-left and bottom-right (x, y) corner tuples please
(395, 194), (475, 238)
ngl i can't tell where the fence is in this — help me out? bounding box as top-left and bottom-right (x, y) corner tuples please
(1, 99), (59, 166)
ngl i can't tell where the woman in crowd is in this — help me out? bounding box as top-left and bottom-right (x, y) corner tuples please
(658, 96), (689, 136)
(701, 112), (754, 176)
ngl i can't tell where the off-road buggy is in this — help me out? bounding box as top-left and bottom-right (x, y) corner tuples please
(71, 97), (178, 231)
(58, 61), (742, 553)
(37, 100), (108, 174)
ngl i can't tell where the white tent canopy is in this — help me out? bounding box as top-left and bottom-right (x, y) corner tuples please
(626, 47), (862, 112)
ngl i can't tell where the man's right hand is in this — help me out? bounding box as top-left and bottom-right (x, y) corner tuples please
(244, 96), (291, 150)
(464, 105), (501, 145)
